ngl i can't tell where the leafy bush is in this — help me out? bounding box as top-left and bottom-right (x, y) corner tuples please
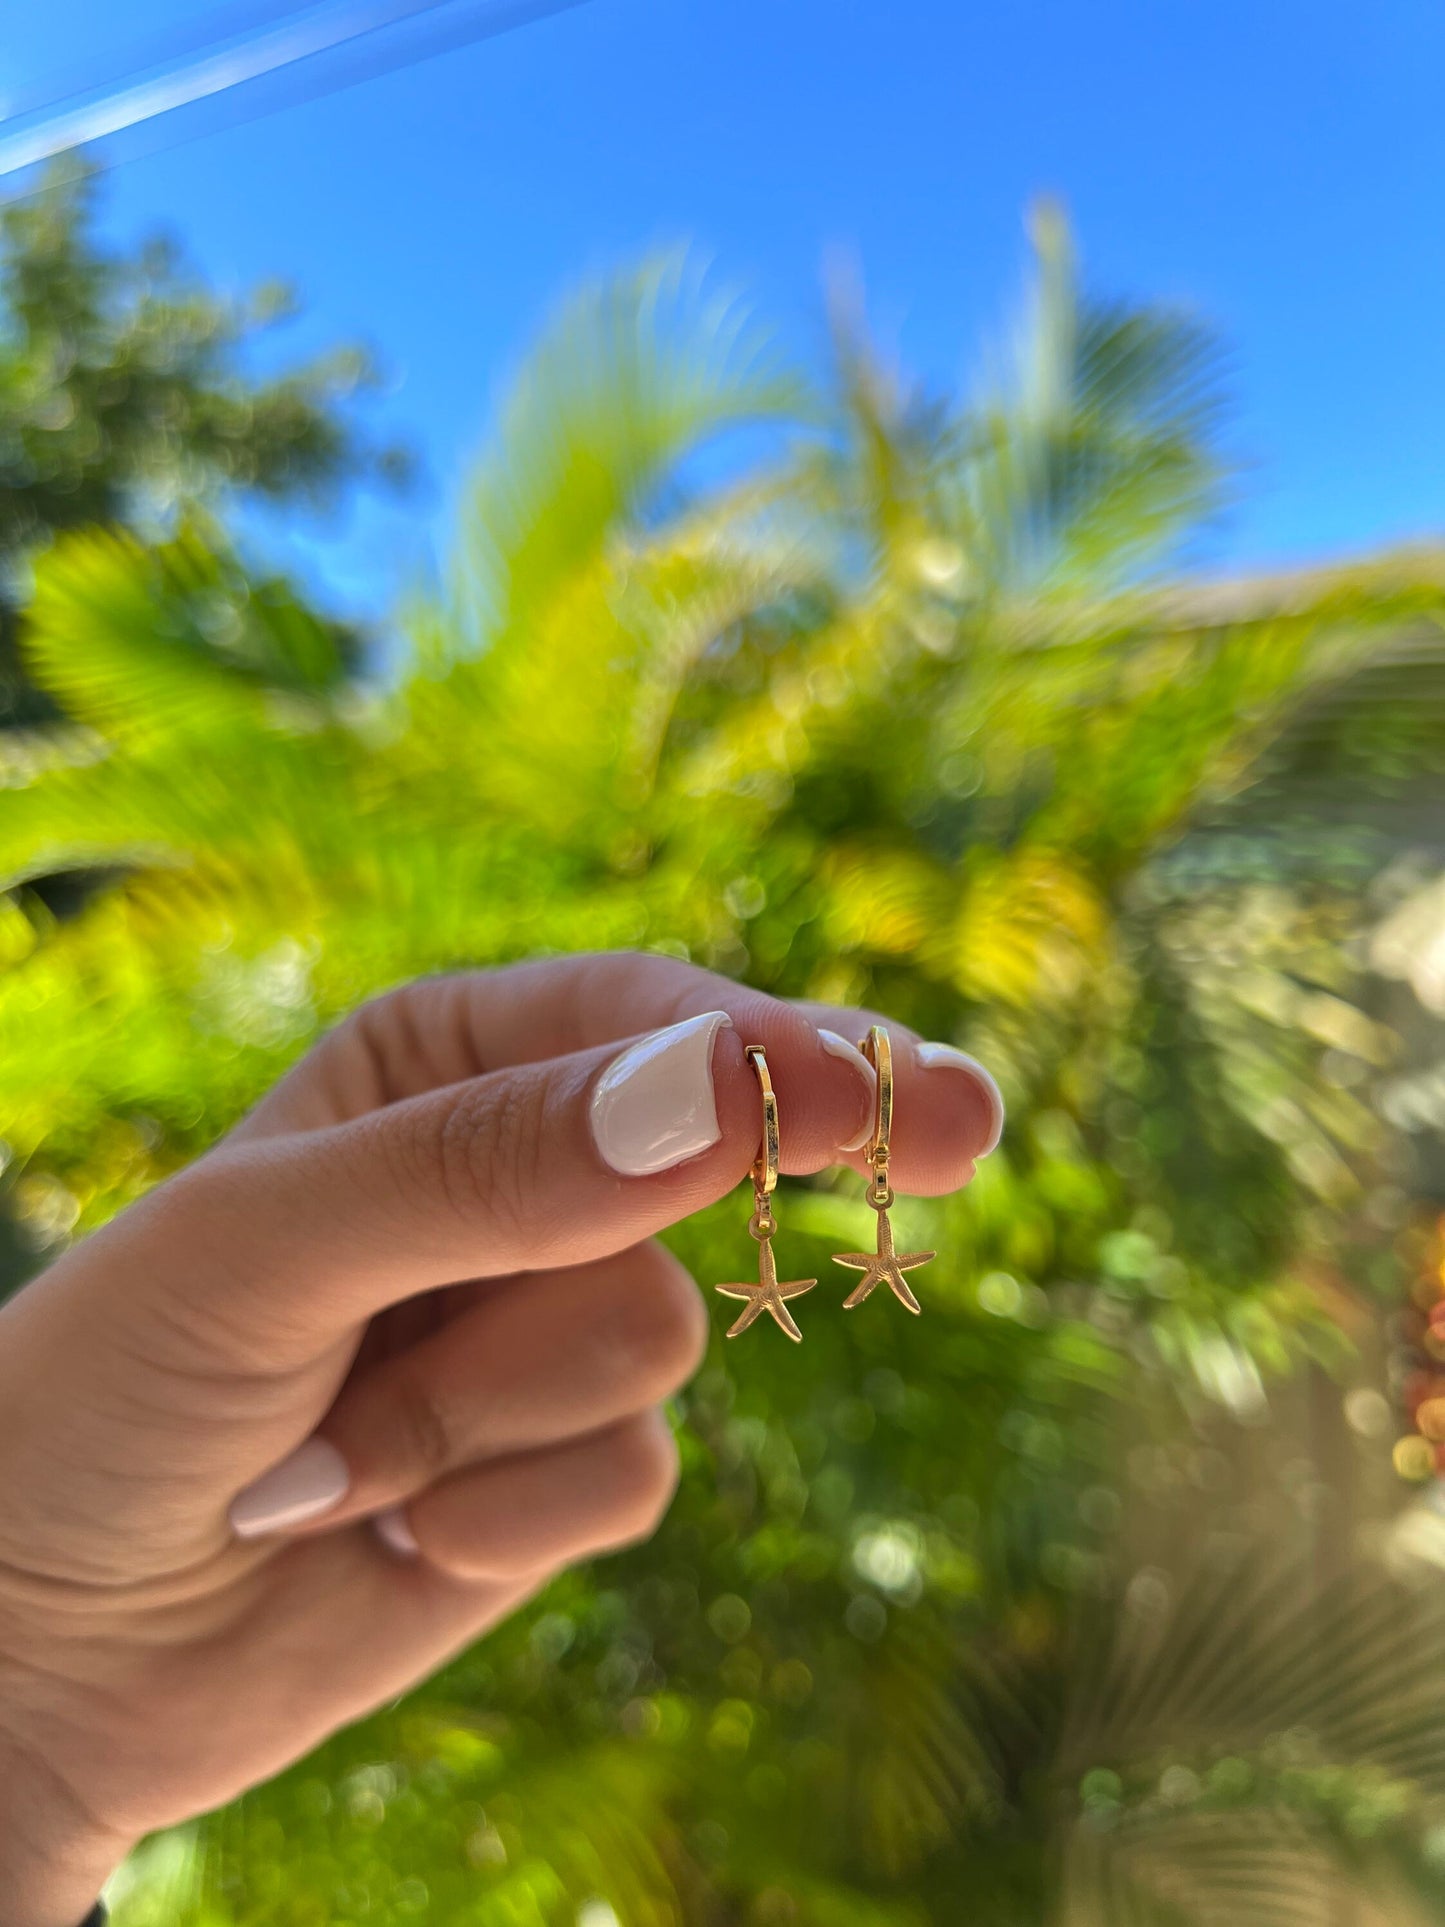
(5, 211), (1445, 1922)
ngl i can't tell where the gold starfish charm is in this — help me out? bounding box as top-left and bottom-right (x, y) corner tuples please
(833, 1207), (935, 1314)
(716, 1235), (818, 1342)
(715, 1045), (819, 1343)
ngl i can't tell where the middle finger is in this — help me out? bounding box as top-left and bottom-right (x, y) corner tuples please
(305, 1242), (705, 1531)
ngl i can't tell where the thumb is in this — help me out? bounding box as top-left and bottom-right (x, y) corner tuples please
(119, 1009), (872, 1363)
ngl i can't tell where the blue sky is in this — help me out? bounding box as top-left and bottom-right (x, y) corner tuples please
(4, 0), (1445, 623)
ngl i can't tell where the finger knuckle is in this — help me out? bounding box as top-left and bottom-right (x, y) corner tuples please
(332, 990), (410, 1102)
(430, 1073), (547, 1246)
(392, 1369), (457, 1481)
(609, 1416), (680, 1539)
(597, 1265), (708, 1399)
(342, 976), (470, 1109)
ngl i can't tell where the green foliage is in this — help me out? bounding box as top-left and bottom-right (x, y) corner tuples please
(3, 222), (1445, 1921)
(0, 164), (399, 724)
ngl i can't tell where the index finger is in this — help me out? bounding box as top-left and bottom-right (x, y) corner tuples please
(238, 953), (866, 1139)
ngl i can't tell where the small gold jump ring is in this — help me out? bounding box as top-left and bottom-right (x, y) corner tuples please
(745, 1045), (780, 1199)
(857, 1025), (893, 1170)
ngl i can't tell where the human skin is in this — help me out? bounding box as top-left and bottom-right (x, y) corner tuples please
(0, 952), (1002, 1926)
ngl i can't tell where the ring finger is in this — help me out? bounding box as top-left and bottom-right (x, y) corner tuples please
(309, 1243), (705, 1531)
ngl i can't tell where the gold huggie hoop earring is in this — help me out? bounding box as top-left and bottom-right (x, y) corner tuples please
(833, 1026), (936, 1314)
(715, 1046), (818, 1342)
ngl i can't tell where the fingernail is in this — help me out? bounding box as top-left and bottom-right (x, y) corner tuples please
(915, 1043), (1006, 1156)
(589, 1011), (732, 1176)
(374, 1505), (420, 1559)
(230, 1438), (349, 1538)
(819, 1029), (877, 1152)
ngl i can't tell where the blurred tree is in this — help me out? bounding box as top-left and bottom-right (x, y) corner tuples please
(3, 222), (1445, 1923)
(0, 163), (401, 728)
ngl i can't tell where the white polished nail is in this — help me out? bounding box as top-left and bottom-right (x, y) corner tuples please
(819, 1028), (878, 1151)
(589, 1010), (732, 1176)
(915, 1043), (1006, 1156)
(230, 1437), (349, 1538)
(374, 1505), (420, 1559)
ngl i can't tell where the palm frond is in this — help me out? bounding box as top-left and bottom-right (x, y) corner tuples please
(401, 255), (811, 839)
(960, 201), (1227, 602)
(1056, 1540), (1445, 1924)
(440, 249), (805, 658)
(23, 524), (352, 744)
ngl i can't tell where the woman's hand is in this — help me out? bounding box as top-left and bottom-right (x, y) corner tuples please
(0, 953), (1002, 1926)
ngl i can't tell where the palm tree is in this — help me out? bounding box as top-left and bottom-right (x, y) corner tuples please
(4, 215), (1445, 1924)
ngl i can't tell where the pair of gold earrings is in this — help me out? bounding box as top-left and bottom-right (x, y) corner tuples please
(715, 1026), (935, 1342)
